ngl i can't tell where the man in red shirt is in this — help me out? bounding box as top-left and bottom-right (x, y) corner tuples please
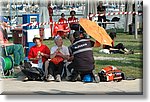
(28, 34), (50, 64)
(55, 13), (70, 37)
(22, 35), (50, 81)
(68, 11), (79, 31)
(58, 13), (67, 24)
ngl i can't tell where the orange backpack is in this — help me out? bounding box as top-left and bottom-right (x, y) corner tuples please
(98, 66), (125, 82)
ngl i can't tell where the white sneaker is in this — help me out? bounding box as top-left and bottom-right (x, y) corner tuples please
(22, 77), (28, 82)
(55, 74), (61, 82)
(46, 75), (55, 82)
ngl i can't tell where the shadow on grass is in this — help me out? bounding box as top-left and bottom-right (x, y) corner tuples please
(126, 45), (143, 51)
(116, 40), (142, 43)
(95, 59), (142, 68)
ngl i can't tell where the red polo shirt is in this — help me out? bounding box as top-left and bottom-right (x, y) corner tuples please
(28, 44), (50, 64)
(58, 18), (67, 23)
(58, 18), (68, 27)
(68, 16), (78, 27)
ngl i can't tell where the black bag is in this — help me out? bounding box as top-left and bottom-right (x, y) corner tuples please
(21, 62), (44, 80)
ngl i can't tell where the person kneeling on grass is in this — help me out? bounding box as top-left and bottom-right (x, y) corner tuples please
(68, 31), (98, 82)
(44, 35), (70, 82)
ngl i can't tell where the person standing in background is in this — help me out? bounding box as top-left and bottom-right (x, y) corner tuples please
(97, 1), (107, 29)
(48, 2), (53, 37)
(68, 11), (79, 31)
(58, 13), (67, 25)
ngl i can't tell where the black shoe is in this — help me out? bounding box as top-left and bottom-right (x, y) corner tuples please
(130, 50), (134, 54)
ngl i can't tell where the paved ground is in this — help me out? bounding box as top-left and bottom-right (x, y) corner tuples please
(0, 78), (143, 95)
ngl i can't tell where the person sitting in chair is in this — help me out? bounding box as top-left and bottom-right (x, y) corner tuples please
(0, 17), (24, 68)
(22, 34), (50, 81)
(28, 34), (50, 64)
(44, 35), (70, 82)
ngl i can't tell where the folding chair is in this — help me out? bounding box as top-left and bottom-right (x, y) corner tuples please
(111, 17), (120, 22)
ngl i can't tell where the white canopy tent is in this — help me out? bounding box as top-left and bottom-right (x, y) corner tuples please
(84, 0), (97, 18)
(39, 0), (51, 39)
(124, 0), (133, 32)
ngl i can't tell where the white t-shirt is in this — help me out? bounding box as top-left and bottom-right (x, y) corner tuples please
(51, 45), (70, 56)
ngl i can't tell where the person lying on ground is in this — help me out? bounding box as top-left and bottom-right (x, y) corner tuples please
(103, 32), (134, 54)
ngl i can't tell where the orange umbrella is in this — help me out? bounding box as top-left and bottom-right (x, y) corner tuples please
(79, 18), (112, 47)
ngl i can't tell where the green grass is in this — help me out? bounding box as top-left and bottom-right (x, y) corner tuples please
(43, 33), (143, 79)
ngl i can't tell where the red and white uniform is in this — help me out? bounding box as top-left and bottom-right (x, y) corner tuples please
(68, 16), (78, 28)
(53, 17), (70, 37)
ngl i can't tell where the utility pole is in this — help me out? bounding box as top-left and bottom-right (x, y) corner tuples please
(10, 0), (12, 26)
(134, 0), (138, 39)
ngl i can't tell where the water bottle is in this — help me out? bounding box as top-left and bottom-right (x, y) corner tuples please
(92, 70), (100, 83)
(38, 51), (43, 69)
